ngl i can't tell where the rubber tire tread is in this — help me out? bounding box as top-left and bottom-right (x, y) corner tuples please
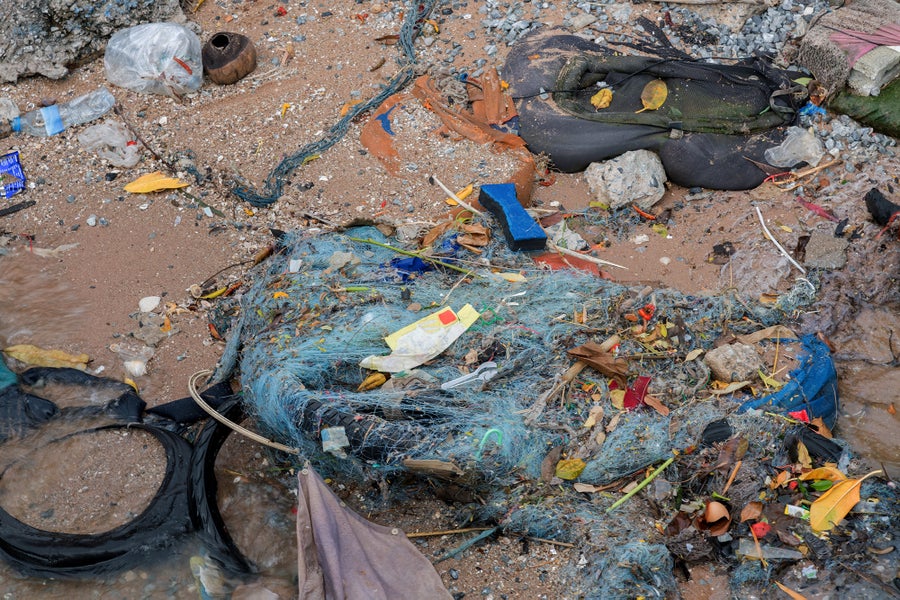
(190, 398), (256, 576)
(0, 424), (194, 579)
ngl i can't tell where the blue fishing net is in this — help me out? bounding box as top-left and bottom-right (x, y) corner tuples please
(213, 224), (819, 488)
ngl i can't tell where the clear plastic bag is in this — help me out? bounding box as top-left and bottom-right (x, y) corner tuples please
(77, 121), (141, 167)
(104, 23), (203, 97)
(764, 126), (825, 168)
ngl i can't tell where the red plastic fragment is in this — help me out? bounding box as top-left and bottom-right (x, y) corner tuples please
(788, 409), (810, 423)
(750, 522), (771, 538)
(623, 376), (651, 411)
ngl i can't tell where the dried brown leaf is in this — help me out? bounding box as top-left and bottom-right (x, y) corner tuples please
(740, 501), (763, 522)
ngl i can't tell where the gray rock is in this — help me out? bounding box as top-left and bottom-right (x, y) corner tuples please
(848, 46), (900, 97)
(705, 343), (763, 383)
(1, 0), (184, 83)
(803, 229), (848, 270)
(584, 150), (667, 210)
(569, 12), (598, 31)
(0, 98), (19, 121)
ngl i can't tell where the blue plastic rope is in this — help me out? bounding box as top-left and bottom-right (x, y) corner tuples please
(231, 1), (437, 207)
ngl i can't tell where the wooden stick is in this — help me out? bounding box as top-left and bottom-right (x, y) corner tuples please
(547, 239), (628, 270)
(722, 459), (742, 495)
(406, 526), (493, 538)
(527, 536), (576, 549)
(434, 526), (499, 563)
(430, 174), (484, 216)
(776, 159), (842, 191)
(523, 360), (586, 425)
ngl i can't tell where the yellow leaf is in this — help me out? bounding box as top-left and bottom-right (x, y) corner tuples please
(635, 80), (668, 114)
(590, 88), (613, 110)
(272, 291), (289, 299)
(555, 458), (586, 480)
(201, 287), (227, 299)
(684, 348), (704, 362)
(809, 470), (881, 531)
(609, 388), (625, 410)
(709, 380), (752, 395)
(357, 372), (387, 392)
(796, 441), (812, 469)
(445, 184), (474, 206)
(775, 581), (808, 600)
(124, 171), (189, 193)
(758, 369), (784, 390)
(583, 405), (604, 429)
(799, 467), (847, 482)
(3, 344), (89, 370)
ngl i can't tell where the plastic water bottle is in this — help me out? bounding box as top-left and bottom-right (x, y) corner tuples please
(10, 87), (117, 137)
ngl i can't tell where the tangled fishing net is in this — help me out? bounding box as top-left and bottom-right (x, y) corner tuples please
(212, 221), (820, 477)
(208, 220), (842, 596)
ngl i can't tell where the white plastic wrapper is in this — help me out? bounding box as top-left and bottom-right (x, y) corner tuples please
(77, 121), (141, 167)
(104, 23), (203, 97)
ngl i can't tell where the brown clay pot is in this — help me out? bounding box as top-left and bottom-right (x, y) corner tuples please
(202, 32), (257, 85)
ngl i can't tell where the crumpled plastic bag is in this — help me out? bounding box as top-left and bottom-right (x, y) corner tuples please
(764, 125), (825, 168)
(104, 23), (203, 97)
(77, 121), (140, 167)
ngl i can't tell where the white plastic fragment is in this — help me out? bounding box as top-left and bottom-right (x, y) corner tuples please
(139, 296), (161, 313)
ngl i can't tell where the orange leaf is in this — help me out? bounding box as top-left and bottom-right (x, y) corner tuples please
(809, 470), (881, 531)
(775, 581), (809, 600)
(740, 501), (763, 522)
(810, 416), (833, 438)
(799, 466), (847, 482)
(771, 470), (791, 489)
(643, 394), (670, 416)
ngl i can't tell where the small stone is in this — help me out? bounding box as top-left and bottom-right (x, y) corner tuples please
(584, 150), (667, 210)
(86, 214), (98, 227)
(705, 343), (764, 383)
(803, 229), (848, 269)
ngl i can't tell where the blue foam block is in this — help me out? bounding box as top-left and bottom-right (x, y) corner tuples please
(478, 183), (547, 251)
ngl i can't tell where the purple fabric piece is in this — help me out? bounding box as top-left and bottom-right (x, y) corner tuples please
(830, 23), (900, 66)
(295, 467), (452, 600)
